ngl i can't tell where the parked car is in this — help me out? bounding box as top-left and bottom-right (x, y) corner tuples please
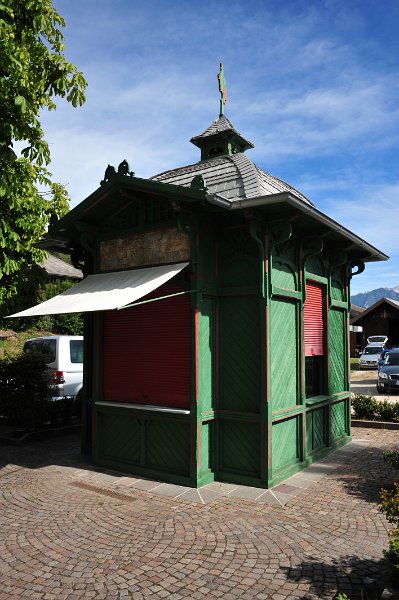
(377, 348), (399, 393)
(367, 335), (388, 345)
(23, 336), (83, 401)
(359, 343), (385, 369)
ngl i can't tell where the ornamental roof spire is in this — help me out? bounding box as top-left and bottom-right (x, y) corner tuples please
(190, 64), (254, 161)
(218, 62), (227, 116)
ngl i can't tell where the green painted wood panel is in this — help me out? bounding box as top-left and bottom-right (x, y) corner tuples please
(272, 261), (296, 290)
(198, 297), (214, 413)
(331, 399), (348, 441)
(329, 308), (346, 394)
(271, 237), (298, 290)
(306, 407), (326, 454)
(200, 421), (213, 478)
(331, 268), (345, 301)
(270, 298), (299, 411)
(146, 420), (190, 474)
(218, 420), (260, 476)
(305, 254), (325, 277)
(219, 295), (261, 412)
(272, 416), (300, 473)
(98, 412), (140, 464)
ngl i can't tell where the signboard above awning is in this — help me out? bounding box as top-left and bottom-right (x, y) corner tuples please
(7, 262), (189, 318)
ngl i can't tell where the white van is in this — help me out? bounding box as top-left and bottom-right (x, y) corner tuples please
(23, 336), (83, 401)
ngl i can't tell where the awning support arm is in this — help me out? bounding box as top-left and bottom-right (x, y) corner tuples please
(119, 289), (205, 310)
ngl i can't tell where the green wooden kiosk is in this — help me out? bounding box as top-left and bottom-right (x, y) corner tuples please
(15, 67), (387, 488)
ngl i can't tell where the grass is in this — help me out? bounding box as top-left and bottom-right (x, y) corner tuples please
(350, 358), (360, 371)
(0, 328), (56, 360)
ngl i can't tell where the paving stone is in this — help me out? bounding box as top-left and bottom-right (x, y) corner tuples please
(128, 479), (163, 491)
(228, 486), (265, 500)
(0, 427), (397, 599)
(151, 483), (190, 497)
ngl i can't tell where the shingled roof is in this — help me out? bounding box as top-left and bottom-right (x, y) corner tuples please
(190, 115), (254, 149)
(42, 254), (83, 279)
(151, 112), (313, 207)
(151, 152), (313, 206)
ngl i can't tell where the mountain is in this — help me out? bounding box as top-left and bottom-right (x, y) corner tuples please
(351, 287), (399, 308)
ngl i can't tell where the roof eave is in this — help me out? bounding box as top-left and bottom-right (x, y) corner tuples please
(47, 175), (206, 238)
(206, 191), (388, 263)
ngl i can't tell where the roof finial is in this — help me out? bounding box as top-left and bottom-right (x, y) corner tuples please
(218, 62), (227, 116)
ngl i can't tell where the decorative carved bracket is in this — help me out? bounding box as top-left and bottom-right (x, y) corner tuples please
(303, 237), (323, 260)
(330, 250), (347, 269)
(100, 159), (135, 185)
(350, 260), (365, 278)
(190, 174), (208, 194)
(270, 222), (292, 249)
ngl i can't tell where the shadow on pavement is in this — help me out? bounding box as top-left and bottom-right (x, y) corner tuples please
(0, 430), (90, 472)
(332, 444), (399, 505)
(281, 555), (389, 599)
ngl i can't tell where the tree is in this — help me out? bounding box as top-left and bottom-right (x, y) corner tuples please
(0, 0), (87, 309)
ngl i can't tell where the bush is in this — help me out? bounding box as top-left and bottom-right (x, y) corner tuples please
(384, 450), (399, 470)
(351, 394), (378, 419)
(377, 400), (399, 423)
(383, 529), (399, 587)
(0, 351), (59, 428)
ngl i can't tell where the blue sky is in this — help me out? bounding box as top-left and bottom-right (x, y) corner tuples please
(43, 0), (399, 295)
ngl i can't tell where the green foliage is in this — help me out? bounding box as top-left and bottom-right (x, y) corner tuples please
(383, 529), (399, 586)
(350, 358), (359, 371)
(384, 450), (399, 471)
(377, 400), (399, 423)
(0, 0), (86, 304)
(380, 483), (399, 526)
(35, 280), (83, 335)
(0, 350), (80, 427)
(351, 394), (399, 422)
(2, 273), (83, 336)
(0, 350), (53, 427)
(351, 394), (378, 419)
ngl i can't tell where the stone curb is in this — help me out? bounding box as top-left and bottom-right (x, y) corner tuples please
(352, 419), (399, 430)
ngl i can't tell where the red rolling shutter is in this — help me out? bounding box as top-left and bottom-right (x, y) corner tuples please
(304, 282), (324, 356)
(103, 282), (191, 409)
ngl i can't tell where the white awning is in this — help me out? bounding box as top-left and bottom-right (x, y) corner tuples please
(7, 262), (189, 317)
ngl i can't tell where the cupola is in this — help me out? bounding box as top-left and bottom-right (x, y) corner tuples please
(190, 64), (254, 161)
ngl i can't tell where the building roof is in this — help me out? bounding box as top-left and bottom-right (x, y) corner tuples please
(151, 152), (313, 206)
(351, 297), (399, 324)
(190, 115), (254, 149)
(42, 254), (83, 279)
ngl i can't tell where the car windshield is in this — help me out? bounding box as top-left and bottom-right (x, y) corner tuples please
(368, 336), (387, 343)
(385, 354), (399, 366)
(363, 346), (383, 355)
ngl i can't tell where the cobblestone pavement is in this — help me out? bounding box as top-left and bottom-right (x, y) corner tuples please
(0, 428), (398, 599)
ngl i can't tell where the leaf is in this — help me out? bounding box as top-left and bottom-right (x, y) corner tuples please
(14, 95), (27, 113)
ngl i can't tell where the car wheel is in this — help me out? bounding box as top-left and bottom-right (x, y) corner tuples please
(377, 384), (383, 393)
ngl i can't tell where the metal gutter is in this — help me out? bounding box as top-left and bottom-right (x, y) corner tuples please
(206, 191), (388, 262)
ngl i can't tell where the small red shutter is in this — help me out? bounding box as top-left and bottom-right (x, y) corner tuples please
(304, 282), (324, 356)
(103, 282), (191, 409)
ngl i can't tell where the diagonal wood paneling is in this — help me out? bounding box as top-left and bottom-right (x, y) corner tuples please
(98, 412), (140, 463)
(146, 420), (190, 473)
(219, 295), (261, 412)
(199, 298), (214, 413)
(331, 400), (347, 440)
(272, 417), (299, 473)
(270, 299), (299, 411)
(306, 407), (326, 453)
(329, 308), (346, 394)
(219, 420), (260, 475)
